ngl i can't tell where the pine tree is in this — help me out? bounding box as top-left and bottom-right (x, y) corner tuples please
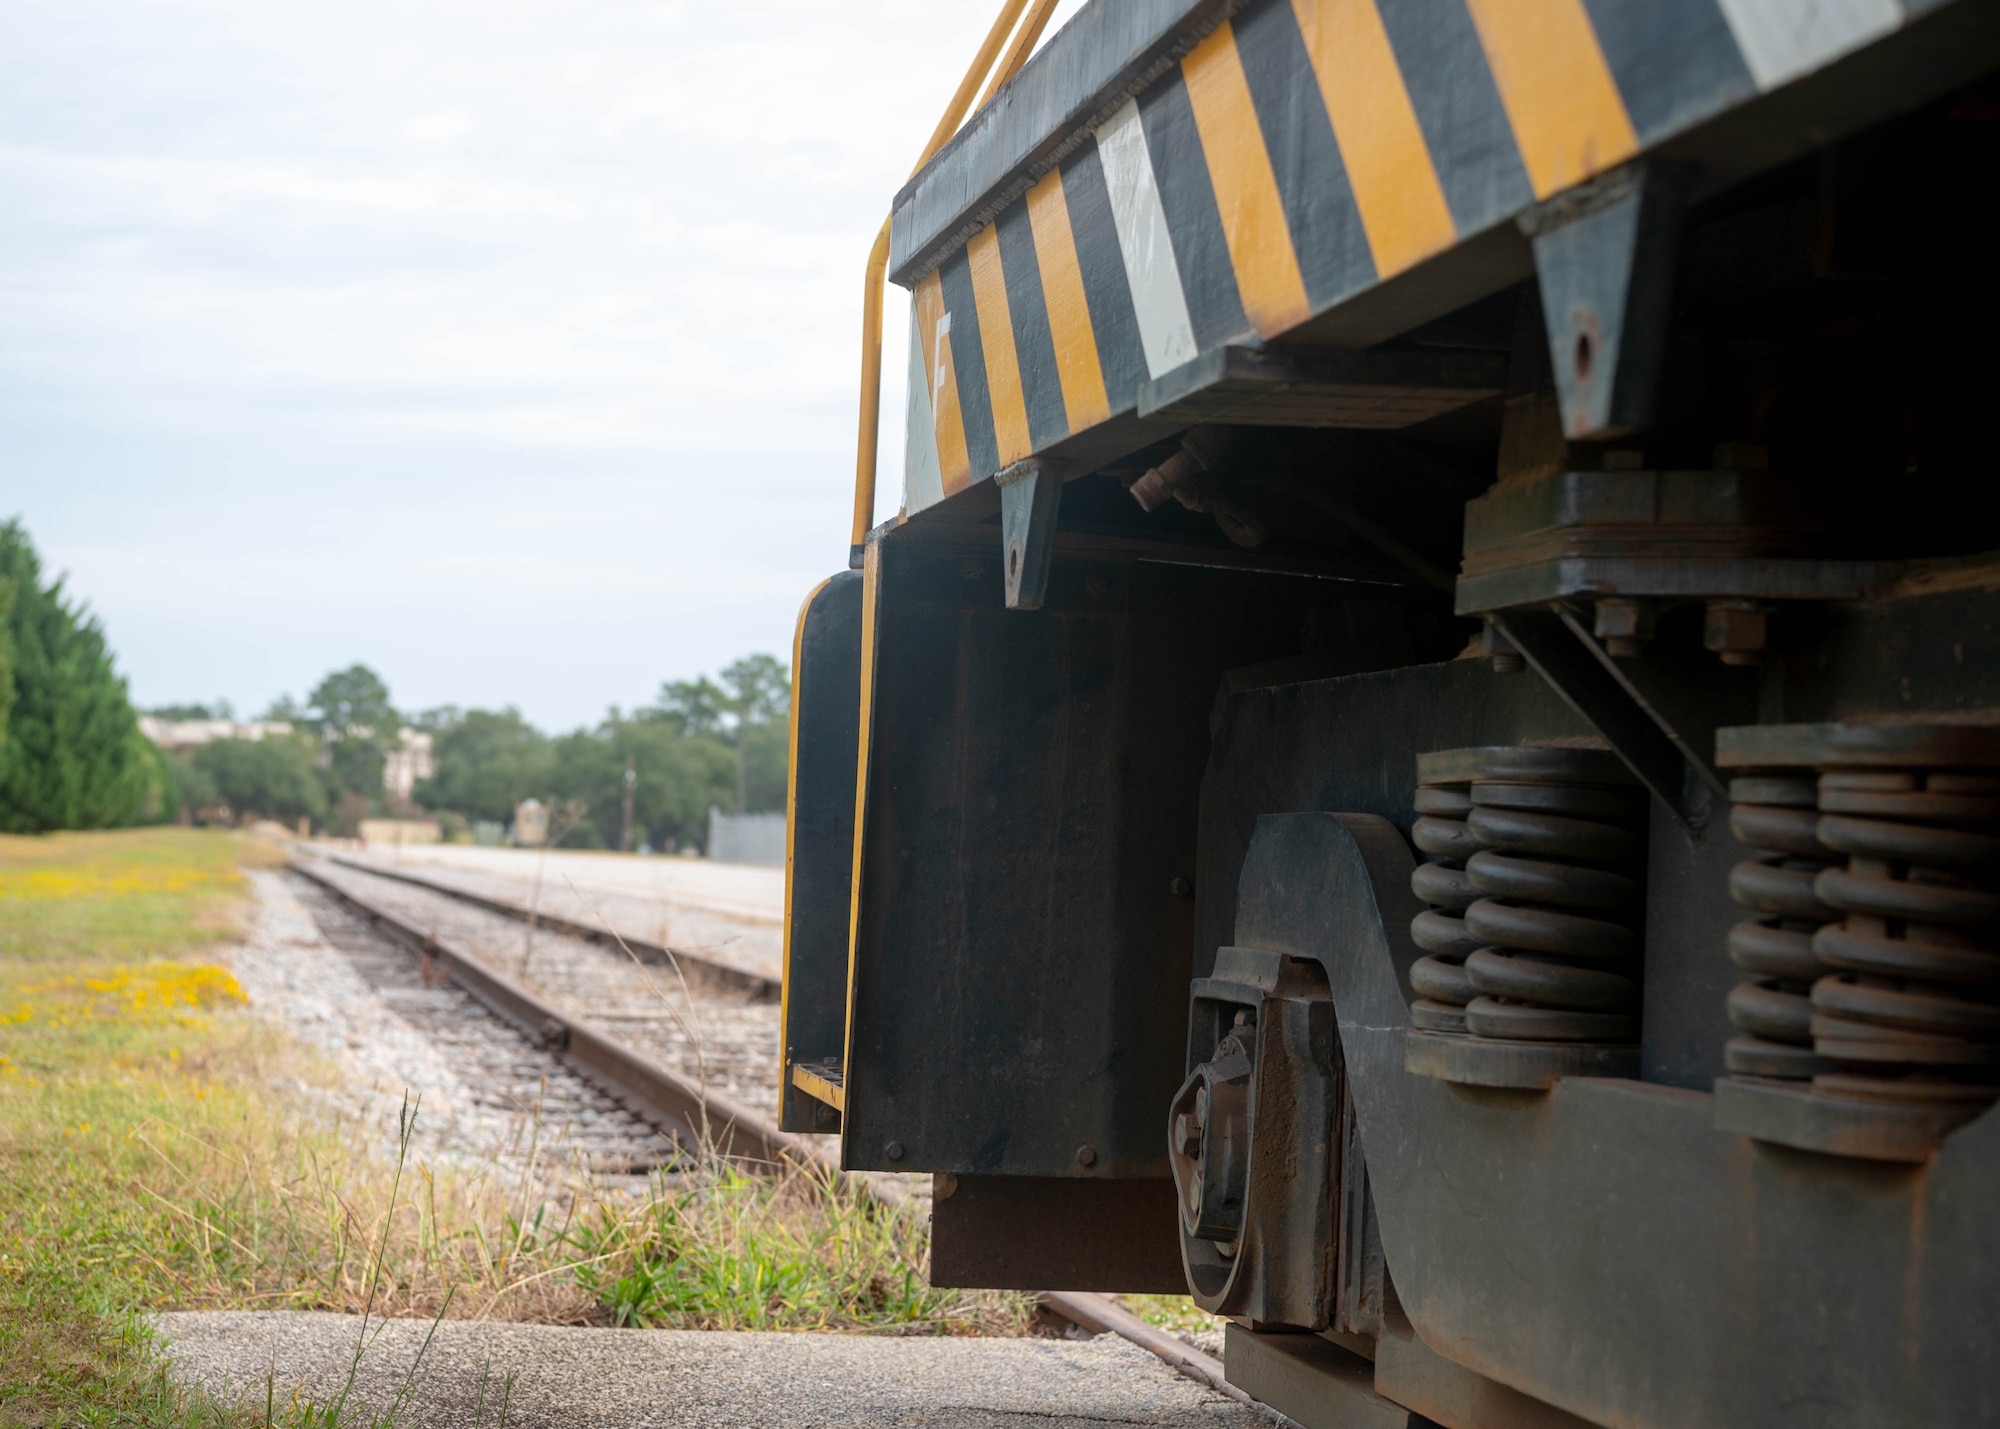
(0, 519), (156, 832)
(0, 568), (15, 756)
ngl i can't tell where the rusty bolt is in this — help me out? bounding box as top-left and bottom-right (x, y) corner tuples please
(1482, 619), (1524, 675)
(1173, 1113), (1203, 1160)
(1705, 599), (1770, 666)
(1075, 1143), (1098, 1168)
(1593, 597), (1657, 659)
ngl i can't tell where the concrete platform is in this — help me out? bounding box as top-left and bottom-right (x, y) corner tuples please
(156, 1313), (1263, 1429)
(336, 846), (783, 977)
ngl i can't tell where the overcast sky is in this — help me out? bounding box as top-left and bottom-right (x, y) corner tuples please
(2, 0), (1081, 729)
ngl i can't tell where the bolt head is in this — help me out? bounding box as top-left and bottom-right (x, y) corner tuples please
(1075, 1143), (1097, 1167)
(1704, 600), (1769, 662)
(885, 1140), (905, 1161)
(1173, 1113), (1203, 1159)
(1168, 875), (1193, 898)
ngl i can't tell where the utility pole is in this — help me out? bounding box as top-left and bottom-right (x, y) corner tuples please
(732, 689), (749, 814)
(620, 756), (636, 852)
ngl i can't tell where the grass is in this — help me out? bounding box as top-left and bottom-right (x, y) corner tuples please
(0, 827), (1058, 1429)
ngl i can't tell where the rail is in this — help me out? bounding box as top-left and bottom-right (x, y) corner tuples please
(325, 853), (780, 1001)
(292, 856), (807, 1167)
(290, 854), (1284, 1418)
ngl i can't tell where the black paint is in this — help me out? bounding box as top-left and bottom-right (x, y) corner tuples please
(1137, 66), (1254, 350)
(994, 197), (1070, 451)
(1231, 0), (1378, 309)
(1581, 0), (1756, 144)
(779, 570), (863, 1133)
(937, 247), (1001, 482)
(1373, 0), (1534, 236)
(1059, 138), (1152, 411)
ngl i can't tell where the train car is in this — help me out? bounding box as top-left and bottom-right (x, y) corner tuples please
(781, 1), (2000, 1424)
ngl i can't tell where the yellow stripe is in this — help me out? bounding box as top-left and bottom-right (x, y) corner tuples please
(1290, 0), (1456, 277)
(1024, 169), (1111, 433)
(1462, 0), (1637, 199)
(778, 572), (834, 1123)
(914, 270), (972, 494)
(839, 540), (881, 1142)
(967, 224), (1033, 468)
(1181, 22), (1311, 338)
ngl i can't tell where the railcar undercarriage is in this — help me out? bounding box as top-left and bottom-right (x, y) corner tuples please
(782, 3), (2000, 1424)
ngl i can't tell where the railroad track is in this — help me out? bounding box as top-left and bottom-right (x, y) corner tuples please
(324, 854), (779, 1000)
(293, 855), (805, 1167)
(287, 855), (1274, 1420)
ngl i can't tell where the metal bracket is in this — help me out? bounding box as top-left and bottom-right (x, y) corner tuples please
(996, 457), (1061, 609)
(1487, 607), (1750, 835)
(1520, 162), (1691, 440)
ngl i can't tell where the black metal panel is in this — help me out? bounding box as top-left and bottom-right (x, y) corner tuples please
(930, 1174), (1185, 1292)
(779, 572), (862, 1134)
(1229, 810), (2000, 1429)
(1636, 792), (1748, 1089)
(842, 542), (1435, 1176)
(1771, 569), (2000, 722)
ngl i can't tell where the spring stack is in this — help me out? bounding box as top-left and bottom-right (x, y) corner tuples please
(1809, 754), (2000, 1109)
(1409, 751), (1482, 1034)
(1409, 747), (1646, 1045)
(1461, 747), (1646, 1044)
(1724, 774), (1838, 1079)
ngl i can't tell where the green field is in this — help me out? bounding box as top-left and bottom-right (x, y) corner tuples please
(0, 830), (1065, 1428)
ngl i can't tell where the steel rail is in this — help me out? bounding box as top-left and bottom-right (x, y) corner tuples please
(292, 856), (814, 1170)
(291, 857), (1285, 1420)
(324, 853), (779, 1001)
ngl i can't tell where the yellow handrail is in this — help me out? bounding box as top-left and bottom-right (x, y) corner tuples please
(848, 0), (1050, 557)
(976, 0), (1064, 111)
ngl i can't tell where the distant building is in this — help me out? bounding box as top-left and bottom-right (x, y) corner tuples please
(138, 717), (294, 753)
(382, 728), (434, 804)
(359, 818), (441, 846)
(141, 717), (432, 804)
(513, 799), (550, 848)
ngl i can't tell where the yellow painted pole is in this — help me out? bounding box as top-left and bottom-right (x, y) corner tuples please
(849, 217), (893, 557)
(848, 0), (1039, 560)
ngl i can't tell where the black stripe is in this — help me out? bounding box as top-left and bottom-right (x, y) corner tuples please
(938, 248), (1000, 481)
(1137, 68), (1252, 351)
(1375, 0), (1533, 236)
(1231, 0), (1376, 309)
(994, 199), (1070, 450)
(1579, 0), (1755, 144)
(1059, 140), (1151, 414)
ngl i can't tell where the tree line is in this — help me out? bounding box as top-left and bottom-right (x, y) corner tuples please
(0, 518), (790, 847)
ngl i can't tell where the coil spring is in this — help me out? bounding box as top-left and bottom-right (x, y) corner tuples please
(1807, 766), (2000, 1107)
(1410, 776), (1479, 1034)
(1410, 747), (1646, 1044)
(1723, 774), (1837, 1079)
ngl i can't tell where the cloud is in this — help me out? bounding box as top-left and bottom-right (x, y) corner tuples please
(3, 0), (1103, 725)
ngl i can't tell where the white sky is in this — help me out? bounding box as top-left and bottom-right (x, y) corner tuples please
(2, 0), (1084, 728)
